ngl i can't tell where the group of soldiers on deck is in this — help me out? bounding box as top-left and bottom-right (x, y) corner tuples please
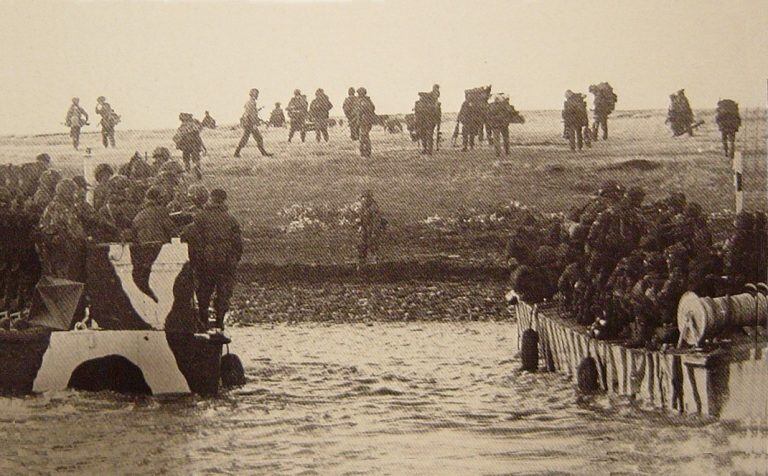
(0, 150), (242, 331)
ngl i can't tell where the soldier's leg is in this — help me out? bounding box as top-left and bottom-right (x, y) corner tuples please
(591, 121), (599, 142)
(729, 132), (736, 158)
(462, 128), (469, 151)
(576, 127), (583, 150)
(567, 127), (576, 151)
(492, 129), (502, 156)
(234, 127), (251, 157)
(288, 123), (296, 142)
(212, 271), (235, 329)
(251, 127), (271, 157)
(300, 121), (306, 143)
(721, 131), (729, 157)
(196, 273), (215, 327)
(602, 118), (608, 140)
(182, 150), (191, 172)
(583, 126), (591, 148)
(502, 127), (510, 155)
(426, 126), (434, 154)
(101, 127), (109, 148)
(322, 124), (329, 142)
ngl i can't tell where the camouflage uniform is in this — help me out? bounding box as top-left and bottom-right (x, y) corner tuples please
(65, 100), (89, 150)
(309, 90), (333, 142)
(356, 89), (376, 158)
(414, 92), (441, 154)
(193, 192), (243, 329)
(234, 90), (272, 157)
(287, 92), (309, 143)
(38, 180), (87, 280)
(343, 89), (359, 140)
(99, 175), (139, 237)
(95, 98), (118, 148)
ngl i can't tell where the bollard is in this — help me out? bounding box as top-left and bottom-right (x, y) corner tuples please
(221, 352), (246, 388)
(520, 328), (539, 372)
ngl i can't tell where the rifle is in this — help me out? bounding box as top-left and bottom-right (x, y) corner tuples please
(451, 120), (461, 147)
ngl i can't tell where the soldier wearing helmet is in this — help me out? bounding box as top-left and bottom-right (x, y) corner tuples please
(355, 88), (376, 158)
(287, 89), (309, 143)
(343, 88), (359, 140)
(64, 97), (89, 150)
(95, 96), (119, 148)
(234, 88), (273, 158)
(151, 147), (172, 174)
(99, 174), (139, 236)
(38, 179), (87, 279)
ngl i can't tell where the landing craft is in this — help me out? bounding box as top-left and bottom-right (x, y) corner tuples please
(0, 239), (241, 396)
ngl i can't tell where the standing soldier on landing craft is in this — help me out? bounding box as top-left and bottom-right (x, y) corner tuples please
(287, 89), (309, 143)
(95, 96), (120, 148)
(193, 188), (243, 330)
(234, 89), (273, 158)
(65, 97), (89, 150)
(355, 87), (376, 158)
(343, 87), (359, 141)
(309, 89), (334, 143)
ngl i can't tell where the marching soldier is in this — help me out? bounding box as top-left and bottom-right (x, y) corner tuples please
(487, 94), (518, 157)
(355, 88), (376, 158)
(716, 99), (741, 158)
(174, 113), (205, 179)
(65, 97), (89, 150)
(457, 91), (482, 152)
(287, 89), (309, 143)
(588, 83), (617, 141)
(343, 87), (359, 140)
(413, 92), (440, 155)
(309, 88), (333, 142)
(95, 96), (119, 148)
(234, 88), (273, 158)
(562, 90), (589, 151)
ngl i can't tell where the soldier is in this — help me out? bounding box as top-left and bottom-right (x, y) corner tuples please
(174, 113), (204, 179)
(457, 91), (483, 152)
(287, 89), (309, 143)
(562, 90), (589, 151)
(132, 186), (177, 244)
(27, 169), (61, 219)
(38, 179), (87, 280)
(357, 190), (385, 267)
(716, 99), (741, 158)
(269, 102), (286, 127)
(356, 88), (376, 158)
(234, 88), (273, 158)
(119, 151), (153, 182)
(95, 96), (119, 148)
(149, 147), (171, 175)
(667, 89), (694, 137)
(201, 111), (217, 129)
(65, 97), (89, 150)
(92, 163), (114, 213)
(413, 92), (440, 155)
(309, 89), (333, 143)
(72, 175), (117, 242)
(431, 84), (443, 150)
(99, 174), (139, 237)
(588, 83), (617, 141)
(487, 94), (516, 157)
(193, 188), (243, 330)
(343, 87), (359, 140)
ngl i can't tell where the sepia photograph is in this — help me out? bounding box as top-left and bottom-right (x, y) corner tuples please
(0, 0), (766, 474)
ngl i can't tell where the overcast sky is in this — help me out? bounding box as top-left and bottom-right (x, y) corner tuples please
(0, 0), (765, 134)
